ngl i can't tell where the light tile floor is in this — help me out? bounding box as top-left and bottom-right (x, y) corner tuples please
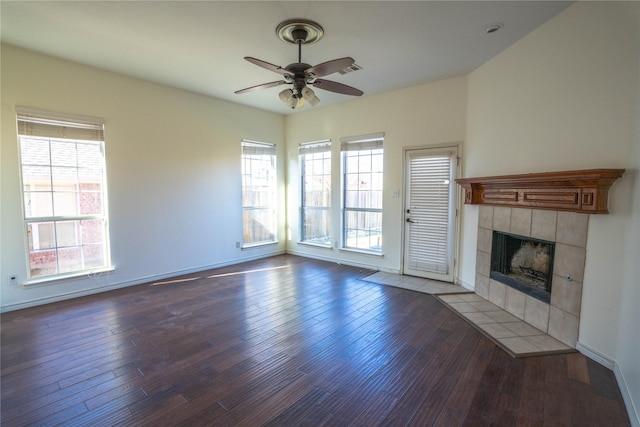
(363, 272), (574, 357)
(437, 293), (574, 357)
(362, 271), (470, 294)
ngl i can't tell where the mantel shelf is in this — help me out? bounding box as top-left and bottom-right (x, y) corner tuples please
(456, 169), (625, 214)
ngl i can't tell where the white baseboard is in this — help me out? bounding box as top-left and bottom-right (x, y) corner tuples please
(614, 363), (640, 427)
(285, 249), (399, 274)
(1, 249), (389, 313)
(1, 251), (285, 313)
(577, 342), (639, 427)
(457, 279), (475, 291)
(576, 342), (615, 369)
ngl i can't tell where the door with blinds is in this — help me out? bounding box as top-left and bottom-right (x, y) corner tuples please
(403, 147), (458, 281)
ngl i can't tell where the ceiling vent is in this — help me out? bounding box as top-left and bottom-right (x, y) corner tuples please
(339, 63), (363, 75)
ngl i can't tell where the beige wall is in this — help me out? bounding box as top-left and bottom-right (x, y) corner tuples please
(1, 44), (286, 310)
(465, 1), (639, 418)
(1, 1), (638, 420)
(284, 76), (467, 272)
(284, 1), (638, 418)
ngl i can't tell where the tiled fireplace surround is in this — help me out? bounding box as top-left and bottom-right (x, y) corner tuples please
(474, 205), (588, 348)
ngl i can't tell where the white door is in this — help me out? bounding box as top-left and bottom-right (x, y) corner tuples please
(403, 147), (458, 281)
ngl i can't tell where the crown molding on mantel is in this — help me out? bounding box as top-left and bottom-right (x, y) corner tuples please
(456, 169), (625, 214)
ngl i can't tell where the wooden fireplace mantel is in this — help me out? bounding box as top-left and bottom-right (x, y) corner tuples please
(456, 169), (625, 214)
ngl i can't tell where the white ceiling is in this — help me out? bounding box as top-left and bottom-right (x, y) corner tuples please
(1, 1), (572, 115)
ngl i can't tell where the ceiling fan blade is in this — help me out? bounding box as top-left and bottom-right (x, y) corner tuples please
(306, 57), (355, 78)
(313, 79), (363, 96)
(244, 57), (294, 77)
(235, 80), (288, 94)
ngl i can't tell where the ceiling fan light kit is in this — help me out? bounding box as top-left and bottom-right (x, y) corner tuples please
(279, 88), (293, 103)
(235, 18), (363, 109)
(302, 87), (320, 106)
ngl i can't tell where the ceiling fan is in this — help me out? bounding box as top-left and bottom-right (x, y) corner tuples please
(235, 19), (363, 109)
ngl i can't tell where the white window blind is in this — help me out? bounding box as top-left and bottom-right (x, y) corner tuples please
(299, 140), (331, 155)
(17, 108), (105, 142)
(406, 150), (455, 274)
(242, 140), (276, 156)
(340, 132), (384, 152)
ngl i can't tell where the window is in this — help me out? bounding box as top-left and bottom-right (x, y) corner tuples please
(17, 109), (110, 280)
(341, 133), (384, 252)
(299, 140), (331, 246)
(241, 140), (277, 246)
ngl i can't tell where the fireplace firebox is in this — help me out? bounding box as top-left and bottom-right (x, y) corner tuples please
(490, 231), (555, 303)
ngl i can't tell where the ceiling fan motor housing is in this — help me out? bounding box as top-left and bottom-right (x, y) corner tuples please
(285, 62), (313, 95)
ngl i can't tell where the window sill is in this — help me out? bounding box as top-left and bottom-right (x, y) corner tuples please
(241, 241), (279, 250)
(24, 267), (115, 287)
(297, 241), (333, 250)
(339, 247), (384, 257)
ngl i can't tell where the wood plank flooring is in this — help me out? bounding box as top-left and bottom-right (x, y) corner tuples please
(1, 255), (630, 426)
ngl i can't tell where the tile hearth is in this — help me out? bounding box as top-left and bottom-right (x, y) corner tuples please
(437, 293), (574, 357)
(362, 271), (469, 294)
(363, 271), (572, 357)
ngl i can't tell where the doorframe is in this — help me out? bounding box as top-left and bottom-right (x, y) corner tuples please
(400, 142), (463, 283)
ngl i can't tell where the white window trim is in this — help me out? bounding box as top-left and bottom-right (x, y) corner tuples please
(23, 266), (115, 287)
(296, 240), (333, 249)
(16, 107), (112, 283)
(241, 140), (278, 247)
(338, 247), (385, 257)
(340, 132), (385, 252)
(299, 140), (332, 246)
(240, 240), (280, 250)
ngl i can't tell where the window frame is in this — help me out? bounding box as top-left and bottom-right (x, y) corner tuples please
(16, 108), (112, 283)
(340, 133), (384, 254)
(299, 140), (332, 247)
(241, 140), (278, 248)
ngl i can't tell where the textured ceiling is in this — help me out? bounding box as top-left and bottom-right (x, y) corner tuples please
(1, 1), (572, 114)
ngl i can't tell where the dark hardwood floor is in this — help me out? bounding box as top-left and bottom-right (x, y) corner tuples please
(1, 255), (630, 426)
